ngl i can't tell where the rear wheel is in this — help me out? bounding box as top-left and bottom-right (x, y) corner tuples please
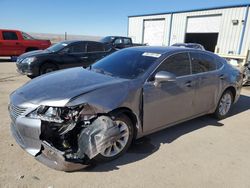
(40, 63), (58, 75)
(214, 90), (233, 120)
(93, 114), (134, 163)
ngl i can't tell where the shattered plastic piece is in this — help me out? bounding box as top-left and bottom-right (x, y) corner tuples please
(76, 116), (120, 159)
(18, 175), (24, 180)
(32, 176), (40, 181)
(58, 122), (76, 135)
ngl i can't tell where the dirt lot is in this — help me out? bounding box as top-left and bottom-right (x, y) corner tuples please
(0, 62), (250, 188)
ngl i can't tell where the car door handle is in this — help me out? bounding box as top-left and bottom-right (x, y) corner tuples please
(185, 81), (192, 87)
(81, 56), (88, 59)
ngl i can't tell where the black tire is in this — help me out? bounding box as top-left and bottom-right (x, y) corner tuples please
(10, 56), (17, 62)
(25, 47), (38, 52)
(27, 75), (36, 79)
(92, 114), (134, 163)
(214, 90), (233, 120)
(40, 63), (58, 75)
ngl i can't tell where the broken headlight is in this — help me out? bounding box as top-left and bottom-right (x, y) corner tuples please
(27, 105), (83, 123)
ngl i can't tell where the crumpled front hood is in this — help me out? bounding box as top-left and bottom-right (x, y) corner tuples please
(12, 67), (128, 106)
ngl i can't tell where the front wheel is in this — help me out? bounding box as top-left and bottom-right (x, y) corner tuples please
(27, 75), (36, 79)
(93, 114), (134, 163)
(40, 63), (57, 75)
(214, 90), (233, 120)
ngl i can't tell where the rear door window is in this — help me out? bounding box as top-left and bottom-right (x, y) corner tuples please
(114, 38), (123, 45)
(157, 52), (191, 77)
(68, 42), (86, 53)
(2, 31), (18, 40)
(87, 42), (105, 52)
(22, 32), (34, 40)
(124, 38), (132, 45)
(190, 52), (216, 74)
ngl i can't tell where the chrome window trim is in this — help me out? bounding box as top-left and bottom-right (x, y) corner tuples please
(145, 50), (225, 83)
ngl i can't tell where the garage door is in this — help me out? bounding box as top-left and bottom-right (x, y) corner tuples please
(186, 15), (221, 33)
(143, 19), (165, 46)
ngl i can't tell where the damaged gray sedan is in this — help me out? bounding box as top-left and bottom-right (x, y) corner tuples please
(9, 47), (242, 171)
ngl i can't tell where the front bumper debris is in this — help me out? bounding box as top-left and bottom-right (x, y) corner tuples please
(36, 142), (86, 171)
(11, 116), (87, 171)
(10, 109), (121, 171)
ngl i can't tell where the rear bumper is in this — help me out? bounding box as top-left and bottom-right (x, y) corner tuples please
(10, 117), (86, 171)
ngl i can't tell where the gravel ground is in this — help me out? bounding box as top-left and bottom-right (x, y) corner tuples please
(0, 62), (250, 188)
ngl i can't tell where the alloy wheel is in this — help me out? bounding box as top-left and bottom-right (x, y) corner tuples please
(218, 93), (232, 116)
(100, 120), (129, 157)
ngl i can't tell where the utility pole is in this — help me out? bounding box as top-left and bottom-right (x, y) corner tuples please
(65, 32), (67, 40)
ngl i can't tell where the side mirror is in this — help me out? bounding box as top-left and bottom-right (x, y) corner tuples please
(154, 71), (176, 85)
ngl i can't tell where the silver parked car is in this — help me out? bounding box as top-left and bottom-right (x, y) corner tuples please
(9, 47), (242, 171)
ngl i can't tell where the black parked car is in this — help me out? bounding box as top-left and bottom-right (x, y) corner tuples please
(16, 40), (114, 78)
(100, 36), (145, 49)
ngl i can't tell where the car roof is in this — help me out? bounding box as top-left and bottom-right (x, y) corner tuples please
(103, 36), (130, 39)
(126, 46), (203, 54)
(126, 46), (223, 60)
(59, 40), (103, 44)
(0, 29), (20, 32)
(173, 43), (202, 46)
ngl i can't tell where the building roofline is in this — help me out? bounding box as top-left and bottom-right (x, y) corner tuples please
(128, 3), (250, 18)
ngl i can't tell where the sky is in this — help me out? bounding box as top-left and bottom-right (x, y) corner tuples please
(0, 0), (249, 37)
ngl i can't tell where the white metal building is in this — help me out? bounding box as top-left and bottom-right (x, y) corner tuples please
(128, 4), (250, 63)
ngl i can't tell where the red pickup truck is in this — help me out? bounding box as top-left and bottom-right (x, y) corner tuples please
(0, 29), (51, 57)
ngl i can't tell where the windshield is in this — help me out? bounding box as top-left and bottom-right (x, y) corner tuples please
(22, 32), (34, 40)
(46, 42), (68, 52)
(100, 36), (114, 43)
(91, 49), (160, 79)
